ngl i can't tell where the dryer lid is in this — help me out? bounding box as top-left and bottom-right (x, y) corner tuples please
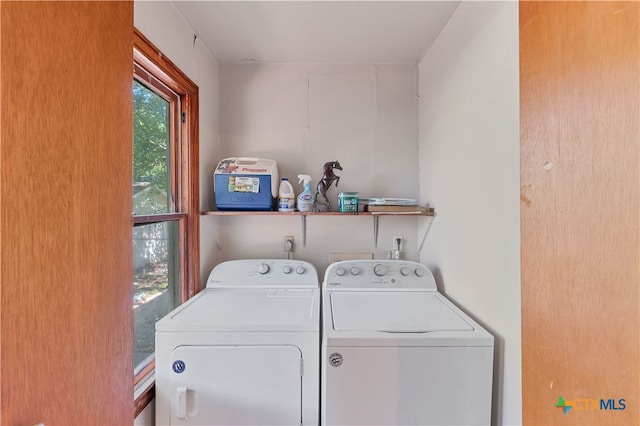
(156, 288), (319, 332)
(330, 292), (473, 332)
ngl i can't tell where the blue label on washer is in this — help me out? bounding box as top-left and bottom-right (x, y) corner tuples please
(172, 360), (186, 374)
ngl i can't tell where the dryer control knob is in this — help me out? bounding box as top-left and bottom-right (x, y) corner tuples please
(350, 266), (361, 276)
(258, 263), (270, 275)
(283, 265), (292, 274)
(335, 267), (346, 276)
(295, 266), (306, 274)
(415, 268), (425, 277)
(400, 266), (411, 276)
(373, 264), (387, 276)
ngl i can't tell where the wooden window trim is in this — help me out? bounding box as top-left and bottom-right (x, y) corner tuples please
(133, 212), (187, 225)
(133, 27), (200, 417)
(135, 384), (156, 418)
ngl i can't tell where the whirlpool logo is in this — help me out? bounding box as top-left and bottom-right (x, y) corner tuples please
(555, 396), (626, 414)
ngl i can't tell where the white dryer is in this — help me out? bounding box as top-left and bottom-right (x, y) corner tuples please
(156, 259), (319, 426)
(321, 260), (493, 426)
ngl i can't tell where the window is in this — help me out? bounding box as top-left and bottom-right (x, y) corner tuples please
(133, 29), (200, 414)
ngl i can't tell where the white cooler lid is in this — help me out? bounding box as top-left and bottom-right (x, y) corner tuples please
(156, 288), (319, 332)
(330, 291), (473, 332)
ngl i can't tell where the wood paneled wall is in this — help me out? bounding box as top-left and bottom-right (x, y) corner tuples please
(520, 2), (640, 424)
(1, 2), (133, 424)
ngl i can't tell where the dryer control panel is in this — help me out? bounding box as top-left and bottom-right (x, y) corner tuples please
(207, 259), (318, 288)
(324, 260), (437, 290)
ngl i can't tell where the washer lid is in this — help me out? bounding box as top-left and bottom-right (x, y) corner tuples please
(156, 288), (319, 332)
(330, 292), (473, 332)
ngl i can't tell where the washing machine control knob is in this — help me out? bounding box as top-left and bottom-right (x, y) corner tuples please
(258, 263), (270, 275)
(282, 265), (292, 274)
(415, 268), (425, 277)
(373, 264), (387, 276)
(295, 266), (306, 274)
(350, 266), (360, 276)
(335, 266), (346, 276)
(400, 266), (411, 276)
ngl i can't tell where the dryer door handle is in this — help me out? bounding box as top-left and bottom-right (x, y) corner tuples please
(176, 386), (188, 419)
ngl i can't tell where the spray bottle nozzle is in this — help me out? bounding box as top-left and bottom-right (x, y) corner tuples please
(298, 174), (312, 185)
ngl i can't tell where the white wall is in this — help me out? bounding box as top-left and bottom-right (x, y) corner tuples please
(418, 2), (521, 426)
(217, 63), (422, 272)
(133, 0), (221, 284)
(133, 2), (219, 424)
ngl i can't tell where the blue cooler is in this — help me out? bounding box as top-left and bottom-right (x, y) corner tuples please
(214, 158), (279, 211)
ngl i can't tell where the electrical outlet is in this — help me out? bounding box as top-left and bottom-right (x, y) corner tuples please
(284, 236), (294, 252)
(392, 234), (404, 251)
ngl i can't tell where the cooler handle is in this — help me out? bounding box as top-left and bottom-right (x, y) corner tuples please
(235, 157), (260, 164)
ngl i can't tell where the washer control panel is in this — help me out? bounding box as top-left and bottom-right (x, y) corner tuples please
(324, 260), (436, 290)
(206, 259), (318, 288)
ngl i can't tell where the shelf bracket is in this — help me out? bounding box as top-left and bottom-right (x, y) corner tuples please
(373, 215), (379, 248)
(417, 215), (435, 252)
(301, 214), (307, 247)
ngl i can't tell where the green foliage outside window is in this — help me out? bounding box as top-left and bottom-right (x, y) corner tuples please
(133, 80), (170, 215)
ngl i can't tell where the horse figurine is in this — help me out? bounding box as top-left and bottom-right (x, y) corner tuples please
(315, 160), (342, 210)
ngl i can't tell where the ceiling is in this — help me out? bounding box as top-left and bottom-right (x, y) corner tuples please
(172, 1), (461, 64)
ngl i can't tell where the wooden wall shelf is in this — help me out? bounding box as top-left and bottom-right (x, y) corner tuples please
(201, 209), (435, 249)
(201, 210), (435, 217)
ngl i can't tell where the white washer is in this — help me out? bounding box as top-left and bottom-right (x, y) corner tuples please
(321, 260), (494, 426)
(156, 259), (319, 426)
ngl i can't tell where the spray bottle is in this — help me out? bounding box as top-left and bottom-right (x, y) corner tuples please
(297, 175), (315, 212)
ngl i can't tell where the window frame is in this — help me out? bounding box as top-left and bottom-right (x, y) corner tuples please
(133, 64), (181, 216)
(133, 28), (200, 415)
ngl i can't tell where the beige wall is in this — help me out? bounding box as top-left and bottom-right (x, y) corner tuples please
(217, 63), (421, 271)
(418, 2), (521, 425)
